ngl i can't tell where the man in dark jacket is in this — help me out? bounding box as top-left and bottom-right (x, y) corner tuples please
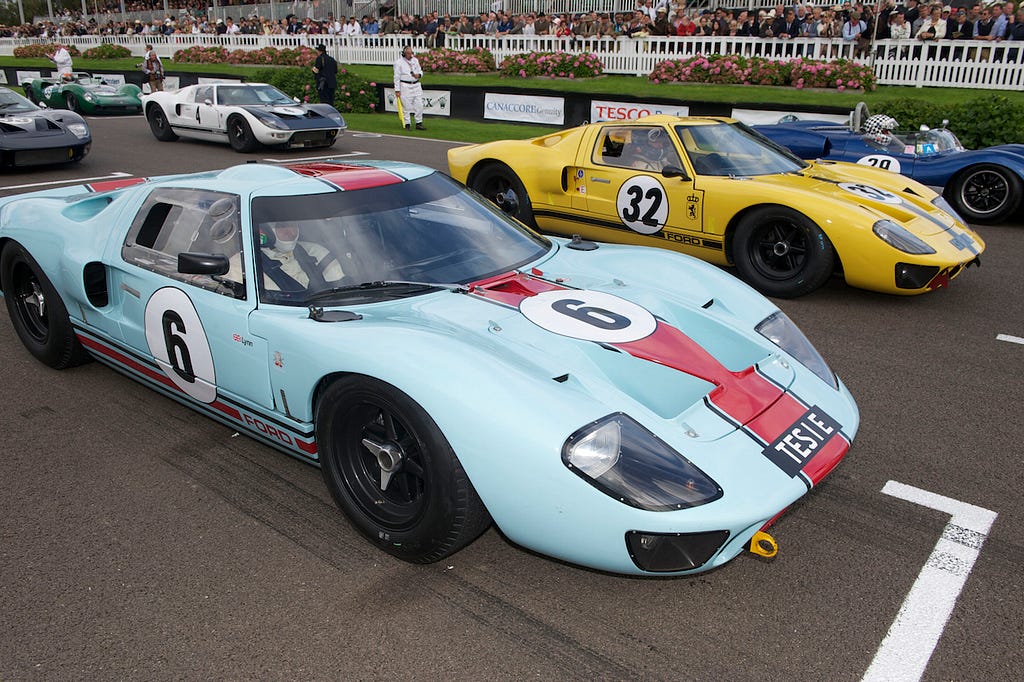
(312, 44), (338, 106)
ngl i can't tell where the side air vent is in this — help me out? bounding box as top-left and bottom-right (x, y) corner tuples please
(83, 262), (108, 307)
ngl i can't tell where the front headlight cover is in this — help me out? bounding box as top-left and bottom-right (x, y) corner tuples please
(872, 219), (936, 255)
(83, 92), (95, 103)
(66, 123), (89, 139)
(250, 112), (287, 130)
(562, 413), (722, 512)
(756, 311), (838, 389)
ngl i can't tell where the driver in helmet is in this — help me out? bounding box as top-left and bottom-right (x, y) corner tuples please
(629, 127), (677, 171)
(227, 222), (343, 294)
(864, 114), (902, 151)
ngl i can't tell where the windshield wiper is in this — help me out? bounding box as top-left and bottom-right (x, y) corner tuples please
(303, 279), (469, 305)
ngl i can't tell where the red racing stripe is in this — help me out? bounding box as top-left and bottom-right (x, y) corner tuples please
(86, 177), (147, 193)
(285, 162), (403, 190)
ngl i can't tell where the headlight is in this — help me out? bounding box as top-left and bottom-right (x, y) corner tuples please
(66, 123), (89, 139)
(83, 93), (95, 102)
(250, 113), (286, 130)
(931, 195), (967, 226)
(872, 220), (936, 255)
(756, 311), (837, 388)
(562, 413), (722, 512)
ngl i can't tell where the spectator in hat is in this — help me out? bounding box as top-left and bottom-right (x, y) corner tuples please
(142, 43), (164, 92)
(948, 7), (974, 39)
(312, 44), (338, 105)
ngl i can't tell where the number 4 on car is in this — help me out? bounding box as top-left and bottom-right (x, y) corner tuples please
(0, 160), (859, 575)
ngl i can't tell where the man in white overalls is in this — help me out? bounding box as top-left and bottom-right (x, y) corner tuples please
(393, 46), (425, 130)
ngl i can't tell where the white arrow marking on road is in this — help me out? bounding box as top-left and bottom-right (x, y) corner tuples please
(0, 171), (132, 191)
(862, 481), (997, 682)
(996, 334), (1024, 345)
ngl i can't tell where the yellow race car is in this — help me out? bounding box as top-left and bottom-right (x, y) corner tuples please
(447, 115), (984, 298)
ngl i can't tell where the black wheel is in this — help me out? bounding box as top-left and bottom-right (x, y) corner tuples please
(64, 92), (79, 112)
(732, 206), (835, 298)
(317, 375), (491, 564)
(146, 104), (178, 141)
(470, 162), (536, 227)
(22, 85), (37, 104)
(1, 242), (91, 369)
(227, 115), (259, 153)
(948, 164), (1022, 224)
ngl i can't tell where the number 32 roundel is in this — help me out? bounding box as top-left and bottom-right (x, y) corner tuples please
(144, 287), (218, 403)
(616, 176), (669, 235)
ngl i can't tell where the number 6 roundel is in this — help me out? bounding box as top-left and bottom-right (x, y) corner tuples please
(144, 287), (218, 403)
(519, 290), (657, 344)
(616, 175), (669, 235)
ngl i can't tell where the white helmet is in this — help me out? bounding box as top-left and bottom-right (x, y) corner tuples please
(865, 114), (899, 146)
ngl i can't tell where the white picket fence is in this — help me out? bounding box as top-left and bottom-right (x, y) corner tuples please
(2, 34), (1021, 90)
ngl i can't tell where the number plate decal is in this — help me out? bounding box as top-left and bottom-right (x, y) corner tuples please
(761, 406), (842, 478)
(519, 290), (657, 344)
(838, 182), (902, 205)
(616, 175), (669, 235)
(144, 287), (217, 403)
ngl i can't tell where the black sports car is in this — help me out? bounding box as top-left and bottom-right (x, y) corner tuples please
(0, 86), (91, 168)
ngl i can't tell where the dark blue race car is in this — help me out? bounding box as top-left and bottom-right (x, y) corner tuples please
(756, 106), (1024, 224)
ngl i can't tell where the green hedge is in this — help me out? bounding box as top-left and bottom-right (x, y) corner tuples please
(875, 94), (1024, 149)
(251, 67), (377, 114)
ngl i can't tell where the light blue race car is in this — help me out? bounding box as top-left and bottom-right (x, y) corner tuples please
(0, 161), (859, 575)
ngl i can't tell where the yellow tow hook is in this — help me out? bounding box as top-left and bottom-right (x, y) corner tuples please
(748, 531), (779, 559)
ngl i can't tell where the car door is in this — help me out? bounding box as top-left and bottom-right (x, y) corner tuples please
(581, 123), (715, 258)
(105, 186), (274, 411)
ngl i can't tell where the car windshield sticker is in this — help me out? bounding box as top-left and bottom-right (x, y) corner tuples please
(838, 182), (902, 205)
(616, 175), (669, 235)
(144, 287), (217, 403)
(857, 155), (902, 173)
(762, 406), (841, 478)
(519, 289), (657, 343)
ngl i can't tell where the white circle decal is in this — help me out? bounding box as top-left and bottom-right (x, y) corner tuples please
(856, 155), (902, 173)
(838, 182), (902, 205)
(144, 287), (217, 403)
(519, 290), (657, 344)
(616, 175), (669, 235)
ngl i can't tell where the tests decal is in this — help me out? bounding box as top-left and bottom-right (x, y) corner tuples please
(838, 182), (902, 205)
(519, 289), (657, 344)
(856, 155), (902, 173)
(144, 287), (217, 403)
(616, 175), (669, 235)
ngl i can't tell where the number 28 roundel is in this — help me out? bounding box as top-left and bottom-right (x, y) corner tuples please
(144, 287), (218, 403)
(616, 175), (669, 235)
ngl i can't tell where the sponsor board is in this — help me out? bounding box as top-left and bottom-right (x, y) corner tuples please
(383, 87), (451, 117)
(484, 93), (564, 125)
(16, 71), (42, 85)
(590, 99), (689, 122)
(731, 108), (850, 125)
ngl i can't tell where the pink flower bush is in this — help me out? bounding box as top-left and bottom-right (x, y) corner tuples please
(419, 48), (496, 73)
(649, 55), (875, 91)
(498, 52), (603, 79)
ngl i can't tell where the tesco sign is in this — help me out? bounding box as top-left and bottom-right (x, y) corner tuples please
(590, 99), (689, 122)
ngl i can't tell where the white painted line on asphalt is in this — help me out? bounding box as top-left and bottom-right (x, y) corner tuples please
(262, 151), (368, 163)
(862, 481), (997, 682)
(0, 171), (132, 191)
(996, 334), (1024, 345)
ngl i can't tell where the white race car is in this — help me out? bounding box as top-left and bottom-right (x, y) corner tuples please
(144, 82), (346, 152)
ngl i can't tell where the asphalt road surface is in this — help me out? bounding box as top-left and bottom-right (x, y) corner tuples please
(1, 116), (1021, 681)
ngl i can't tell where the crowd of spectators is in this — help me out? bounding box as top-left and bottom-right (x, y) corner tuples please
(1, 1), (1021, 50)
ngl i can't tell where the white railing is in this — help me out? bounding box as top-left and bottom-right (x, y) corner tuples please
(2, 34), (1021, 90)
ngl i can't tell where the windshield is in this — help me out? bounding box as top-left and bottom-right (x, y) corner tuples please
(674, 121), (807, 176)
(250, 171), (551, 305)
(0, 88), (39, 113)
(904, 128), (965, 155)
(218, 85), (295, 106)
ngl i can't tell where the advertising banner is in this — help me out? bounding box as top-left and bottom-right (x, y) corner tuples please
(384, 88), (452, 117)
(484, 93), (564, 125)
(590, 99), (689, 122)
(731, 108), (850, 125)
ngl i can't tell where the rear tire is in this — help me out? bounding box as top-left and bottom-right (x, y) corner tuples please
(317, 375), (491, 564)
(470, 162), (536, 228)
(146, 104), (178, 141)
(1, 242), (91, 369)
(732, 206), (835, 298)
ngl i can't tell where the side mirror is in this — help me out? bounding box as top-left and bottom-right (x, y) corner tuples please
(662, 165), (690, 181)
(178, 252), (229, 276)
(293, 96), (300, 103)
(204, 98), (213, 106)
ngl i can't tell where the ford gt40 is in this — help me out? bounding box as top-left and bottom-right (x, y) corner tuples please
(0, 160), (858, 575)
(755, 109), (1024, 224)
(0, 86), (91, 167)
(144, 82), (346, 152)
(448, 115), (984, 298)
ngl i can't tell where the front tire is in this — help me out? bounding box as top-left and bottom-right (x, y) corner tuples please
(732, 206), (835, 298)
(470, 162), (536, 227)
(0, 242), (91, 369)
(949, 164), (1022, 224)
(317, 375), (491, 564)
(146, 104), (178, 141)
(64, 93), (79, 112)
(22, 85), (37, 104)
(227, 115), (259, 153)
